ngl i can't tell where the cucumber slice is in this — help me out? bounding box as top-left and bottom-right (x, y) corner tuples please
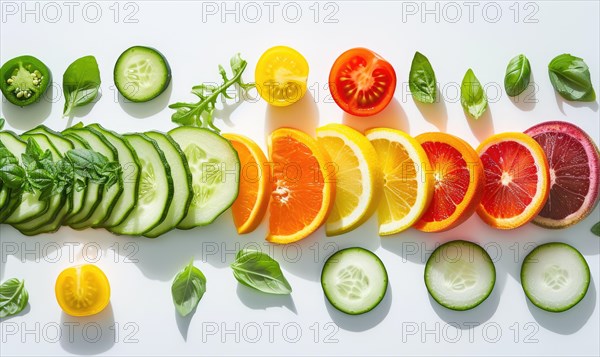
(87, 124), (140, 227)
(321, 247), (388, 315)
(0, 131), (29, 223)
(109, 133), (173, 236)
(143, 131), (192, 238)
(168, 127), (239, 229)
(61, 131), (103, 226)
(59, 134), (88, 222)
(62, 127), (123, 229)
(12, 134), (68, 235)
(424, 240), (496, 311)
(521, 242), (590, 312)
(114, 46), (171, 102)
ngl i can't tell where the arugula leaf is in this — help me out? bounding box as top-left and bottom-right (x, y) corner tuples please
(0, 278), (29, 318)
(171, 260), (207, 317)
(63, 56), (101, 117)
(460, 69), (488, 120)
(592, 222), (600, 237)
(548, 54), (596, 102)
(409, 52), (437, 104)
(504, 54), (531, 97)
(231, 249), (292, 295)
(169, 53), (255, 133)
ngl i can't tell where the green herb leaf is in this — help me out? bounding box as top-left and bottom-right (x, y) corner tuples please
(63, 56), (101, 117)
(409, 52), (437, 104)
(169, 53), (255, 133)
(0, 118), (5, 130)
(592, 222), (600, 237)
(548, 54), (596, 102)
(230, 249), (292, 295)
(0, 278), (29, 318)
(0, 164), (26, 189)
(460, 69), (488, 120)
(504, 54), (531, 97)
(171, 260), (207, 317)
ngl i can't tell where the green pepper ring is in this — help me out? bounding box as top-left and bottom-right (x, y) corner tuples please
(0, 55), (52, 107)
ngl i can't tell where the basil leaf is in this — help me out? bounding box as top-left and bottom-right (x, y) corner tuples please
(460, 69), (488, 120)
(548, 54), (596, 102)
(592, 222), (600, 237)
(0, 278), (29, 318)
(231, 249), (292, 295)
(171, 260), (206, 317)
(409, 51), (437, 104)
(0, 164), (26, 189)
(63, 56), (101, 117)
(504, 54), (531, 97)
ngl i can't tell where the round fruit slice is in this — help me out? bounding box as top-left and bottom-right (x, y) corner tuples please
(524, 121), (600, 229)
(223, 133), (270, 234)
(267, 128), (335, 244)
(316, 124), (383, 236)
(255, 46), (309, 106)
(55, 264), (110, 317)
(476, 132), (550, 229)
(414, 133), (484, 232)
(365, 128), (434, 235)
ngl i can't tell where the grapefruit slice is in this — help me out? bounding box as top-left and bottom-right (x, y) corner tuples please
(223, 133), (270, 234)
(365, 128), (434, 235)
(414, 132), (484, 232)
(267, 128), (335, 244)
(525, 121), (600, 228)
(476, 132), (550, 229)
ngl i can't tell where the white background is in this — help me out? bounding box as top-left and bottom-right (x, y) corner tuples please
(1, 1), (599, 356)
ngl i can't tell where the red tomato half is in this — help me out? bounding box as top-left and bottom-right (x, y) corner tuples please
(329, 48), (397, 117)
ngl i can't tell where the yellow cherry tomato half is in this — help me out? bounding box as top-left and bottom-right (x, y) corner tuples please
(255, 46), (309, 106)
(55, 264), (110, 317)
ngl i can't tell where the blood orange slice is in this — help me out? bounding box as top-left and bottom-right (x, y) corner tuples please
(476, 133), (550, 229)
(223, 133), (270, 234)
(525, 121), (600, 228)
(414, 133), (484, 232)
(267, 128), (335, 244)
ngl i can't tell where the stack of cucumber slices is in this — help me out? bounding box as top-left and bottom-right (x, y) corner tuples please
(0, 124), (239, 237)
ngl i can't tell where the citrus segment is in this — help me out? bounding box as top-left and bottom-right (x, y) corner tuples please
(414, 133), (484, 232)
(476, 132), (550, 229)
(267, 128), (335, 243)
(223, 133), (270, 234)
(316, 124), (383, 236)
(365, 128), (433, 235)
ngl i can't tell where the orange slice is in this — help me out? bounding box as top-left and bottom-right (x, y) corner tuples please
(476, 132), (550, 229)
(223, 133), (270, 234)
(414, 132), (484, 232)
(267, 128), (335, 243)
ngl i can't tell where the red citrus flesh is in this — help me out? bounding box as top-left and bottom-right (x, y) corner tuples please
(525, 121), (600, 228)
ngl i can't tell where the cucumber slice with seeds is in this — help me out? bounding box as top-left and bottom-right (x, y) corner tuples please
(521, 242), (590, 312)
(321, 247), (388, 315)
(424, 240), (496, 311)
(168, 127), (239, 229)
(143, 131), (192, 238)
(114, 46), (171, 102)
(109, 133), (173, 236)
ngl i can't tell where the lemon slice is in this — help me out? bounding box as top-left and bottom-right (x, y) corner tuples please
(316, 124), (383, 236)
(365, 128), (434, 235)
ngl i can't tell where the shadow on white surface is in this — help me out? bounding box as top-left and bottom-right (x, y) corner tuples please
(176, 308), (193, 341)
(264, 91), (319, 137)
(0, 303), (31, 322)
(554, 91), (599, 114)
(415, 85), (448, 132)
(118, 81), (172, 119)
(63, 91), (103, 126)
(428, 281), (500, 327)
(526, 276), (597, 335)
(235, 284), (297, 313)
(342, 98), (409, 134)
(467, 105), (495, 143)
(1, 87), (52, 130)
(59, 303), (115, 355)
(324, 283), (392, 332)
